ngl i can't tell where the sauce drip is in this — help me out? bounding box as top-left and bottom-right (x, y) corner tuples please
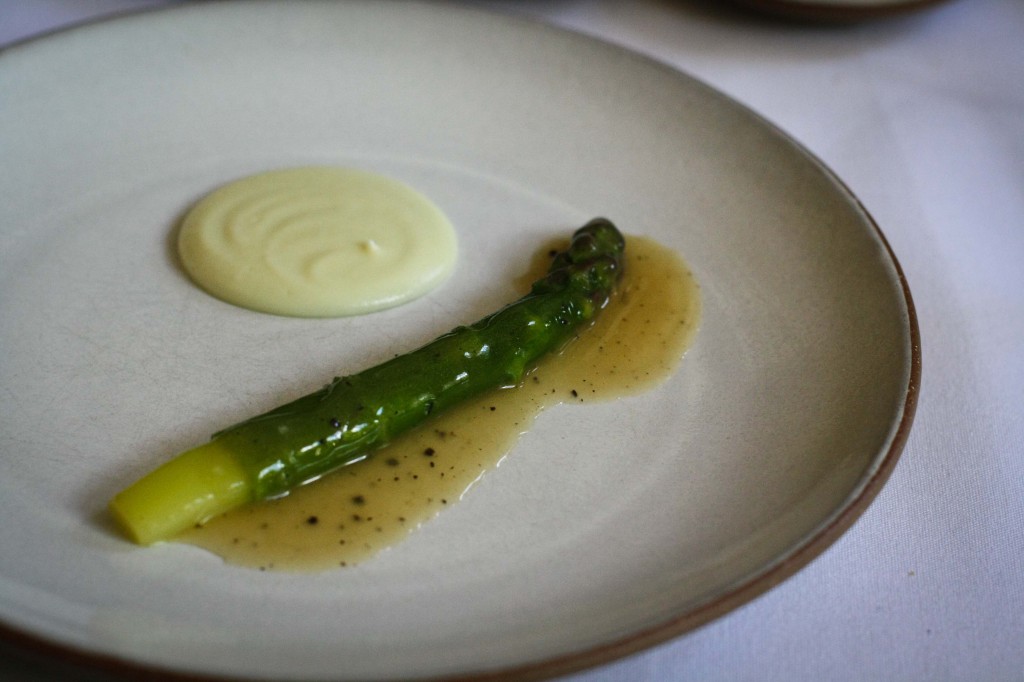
(177, 167), (457, 317)
(180, 236), (700, 571)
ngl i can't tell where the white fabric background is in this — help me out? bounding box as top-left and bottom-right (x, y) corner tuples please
(1, 1), (1021, 680)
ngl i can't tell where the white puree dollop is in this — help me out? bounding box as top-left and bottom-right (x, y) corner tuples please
(178, 167), (457, 317)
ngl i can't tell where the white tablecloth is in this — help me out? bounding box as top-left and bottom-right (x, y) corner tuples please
(2, 1), (1021, 680)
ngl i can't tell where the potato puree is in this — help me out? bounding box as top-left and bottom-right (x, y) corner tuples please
(177, 167), (457, 317)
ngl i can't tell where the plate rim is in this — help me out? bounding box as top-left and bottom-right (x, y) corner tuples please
(0, 2), (921, 680)
(731, 0), (953, 22)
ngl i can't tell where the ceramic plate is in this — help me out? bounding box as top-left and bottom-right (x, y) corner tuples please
(0, 2), (918, 680)
(733, 0), (952, 21)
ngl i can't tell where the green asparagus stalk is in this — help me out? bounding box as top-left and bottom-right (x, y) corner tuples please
(109, 218), (625, 544)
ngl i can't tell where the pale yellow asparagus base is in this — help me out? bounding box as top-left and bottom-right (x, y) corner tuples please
(108, 440), (251, 545)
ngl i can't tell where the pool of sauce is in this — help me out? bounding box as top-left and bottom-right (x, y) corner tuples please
(180, 235), (700, 571)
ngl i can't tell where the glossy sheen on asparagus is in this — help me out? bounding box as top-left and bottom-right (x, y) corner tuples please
(109, 219), (625, 544)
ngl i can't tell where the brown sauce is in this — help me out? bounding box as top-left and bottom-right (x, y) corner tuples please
(179, 236), (700, 571)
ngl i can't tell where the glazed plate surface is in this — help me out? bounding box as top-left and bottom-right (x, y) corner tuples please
(0, 2), (918, 679)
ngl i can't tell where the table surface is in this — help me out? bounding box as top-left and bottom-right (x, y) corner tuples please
(1, 1), (1021, 680)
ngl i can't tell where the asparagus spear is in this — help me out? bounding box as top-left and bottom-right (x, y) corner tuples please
(109, 218), (625, 545)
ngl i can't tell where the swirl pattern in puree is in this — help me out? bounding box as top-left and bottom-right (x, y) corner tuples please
(177, 167), (457, 317)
